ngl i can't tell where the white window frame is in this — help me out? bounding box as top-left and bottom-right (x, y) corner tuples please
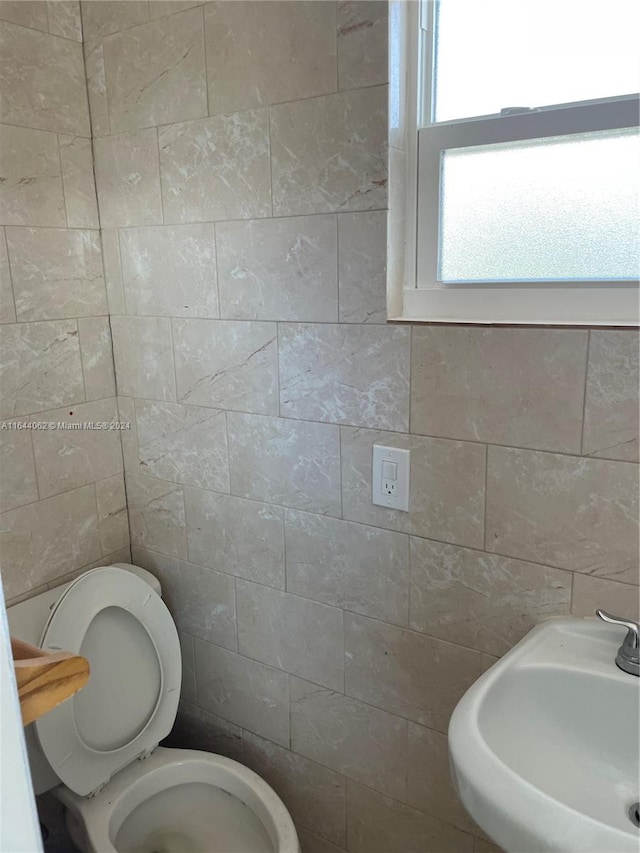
(387, 0), (640, 326)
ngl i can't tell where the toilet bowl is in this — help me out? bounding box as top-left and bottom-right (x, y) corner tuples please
(8, 564), (299, 853)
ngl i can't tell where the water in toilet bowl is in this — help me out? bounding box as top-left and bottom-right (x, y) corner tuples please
(114, 783), (274, 853)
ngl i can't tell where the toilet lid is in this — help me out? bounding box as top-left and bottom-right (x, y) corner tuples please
(35, 567), (181, 796)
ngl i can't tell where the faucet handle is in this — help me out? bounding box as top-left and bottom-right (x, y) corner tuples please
(596, 610), (640, 650)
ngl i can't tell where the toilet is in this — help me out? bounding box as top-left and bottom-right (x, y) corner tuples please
(8, 563), (300, 853)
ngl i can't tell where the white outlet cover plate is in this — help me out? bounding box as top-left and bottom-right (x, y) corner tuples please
(372, 445), (410, 512)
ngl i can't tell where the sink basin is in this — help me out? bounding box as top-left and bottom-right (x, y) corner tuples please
(449, 618), (640, 853)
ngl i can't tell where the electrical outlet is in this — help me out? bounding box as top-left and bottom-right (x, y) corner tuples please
(372, 445), (410, 511)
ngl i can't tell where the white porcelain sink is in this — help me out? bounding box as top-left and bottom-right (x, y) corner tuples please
(449, 618), (640, 853)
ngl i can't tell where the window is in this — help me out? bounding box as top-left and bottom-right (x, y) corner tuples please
(388, 0), (640, 325)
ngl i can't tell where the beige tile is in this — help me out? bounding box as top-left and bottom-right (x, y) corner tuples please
(80, 0), (149, 46)
(279, 324), (410, 431)
(0, 427), (38, 513)
(100, 229), (125, 315)
(243, 731), (346, 848)
(0, 228), (15, 324)
(195, 640), (289, 746)
(6, 227), (107, 321)
(271, 87), (387, 216)
(0, 1), (48, 30)
(94, 128), (162, 227)
(149, 1), (202, 20)
(217, 216), (338, 323)
(411, 328), (588, 453)
(135, 399), (228, 491)
(337, 1), (388, 91)
(337, 211), (387, 324)
(204, 1), (336, 116)
(104, 7), (206, 133)
(572, 574), (639, 622)
(237, 581), (344, 691)
(120, 224), (218, 318)
(473, 839), (505, 853)
(0, 484), (101, 599)
(117, 396), (138, 472)
(177, 636), (196, 709)
(410, 538), (572, 656)
(185, 488), (285, 590)
(95, 473), (129, 555)
(285, 510), (409, 626)
(31, 399), (123, 498)
(111, 315), (176, 401)
(133, 548), (237, 650)
(290, 676), (407, 801)
(168, 698), (244, 763)
(47, 1), (82, 40)
(344, 613), (483, 733)
(0, 320), (84, 418)
(407, 723), (480, 834)
(59, 136), (100, 228)
(174, 319), (277, 415)
(0, 21), (89, 135)
(227, 413), (341, 516)
(0, 125), (66, 227)
(296, 828), (345, 853)
(487, 447), (639, 584)
(347, 780), (474, 853)
(126, 472), (186, 559)
(341, 427), (486, 548)
(84, 41), (110, 137)
(159, 111), (271, 224)
(78, 316), (116, 401)
(583, 330), (639, 461)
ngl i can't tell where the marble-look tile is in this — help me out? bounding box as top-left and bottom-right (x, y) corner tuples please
(583, 331), (639, 461)
(6, 227), (107, 320)
(0, 229), (15, 324)
(572, 574), (639, 622)
(411, 328), (588, 453)
(0, 320), (84, 417)
(110, 315), (176, 401)
(285, 510), (409, 626)
(81, 0), (149, 47)
(344, 613), (483, 733)
(0, 1), (48, 30)
(0, 125), (66, 227)
(279, 324), (410, 431)
(149, 2), (202, 20)
(31, 399), (123, 498)
(195, 640), (289, 746)
(167, 698), (243, 763)
(94, 128), (162, 227)
(0, 21), (89, 135)
(243, 731), (346, 848)
(204, 1), (336, 115)
(216, 216), (338, 322)
(296, 828), (345, 853)
(120, 224), (218, 318)
(173, 319), (277, 415)
(95, 473), (129, 555)
(486, 447), (639, 584)
(409, 538), (572, 656)
(159, 111), (271, 224)
(185, 488), (285, 590)
(0, 484), (101, 600)
(78, 316), (116, 401)
(271, 87), (387, 216)
(59, 136), (100, 228)
(0, 427), (38, 513)
(341, 427), (486, 548)
(104, 7), (206, 133)
(290, 676), (407, 801)
(135, 399), (228, 491)
(100, 229), (125, 315)
(237, 581), (344, 691)
(126, 472), (186, 559)
(473, 839), (505, 853)
(338, 211), (387, 324)
(84, 41), (110, 138)
(337, 1), (388, 91)
(406, 722), (478, 834)
(346, 781), (473, 853)
(47, 1), (82, 41)
(227, 413), (341, 516)
(117, 396), (138, 472)
(133, 548), (237, 651)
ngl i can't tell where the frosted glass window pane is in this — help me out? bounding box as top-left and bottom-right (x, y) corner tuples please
(438, 129), (640, 283)
(433, 0), (640, 122)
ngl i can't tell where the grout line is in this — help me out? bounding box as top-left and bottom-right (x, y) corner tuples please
(1, 227), (19, 322)
(482, 443), (489, 550)
(579, 329), (591, 455)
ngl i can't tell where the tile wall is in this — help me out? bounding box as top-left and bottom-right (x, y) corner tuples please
(0, 0), (130, 603)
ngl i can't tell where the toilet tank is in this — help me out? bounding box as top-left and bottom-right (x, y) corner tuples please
(7, 563), (162, 795)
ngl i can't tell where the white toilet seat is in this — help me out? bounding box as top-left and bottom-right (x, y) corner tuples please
(36, 567), (181, 796)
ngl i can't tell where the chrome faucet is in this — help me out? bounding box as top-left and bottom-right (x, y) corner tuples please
(596, 610), (640, 677)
